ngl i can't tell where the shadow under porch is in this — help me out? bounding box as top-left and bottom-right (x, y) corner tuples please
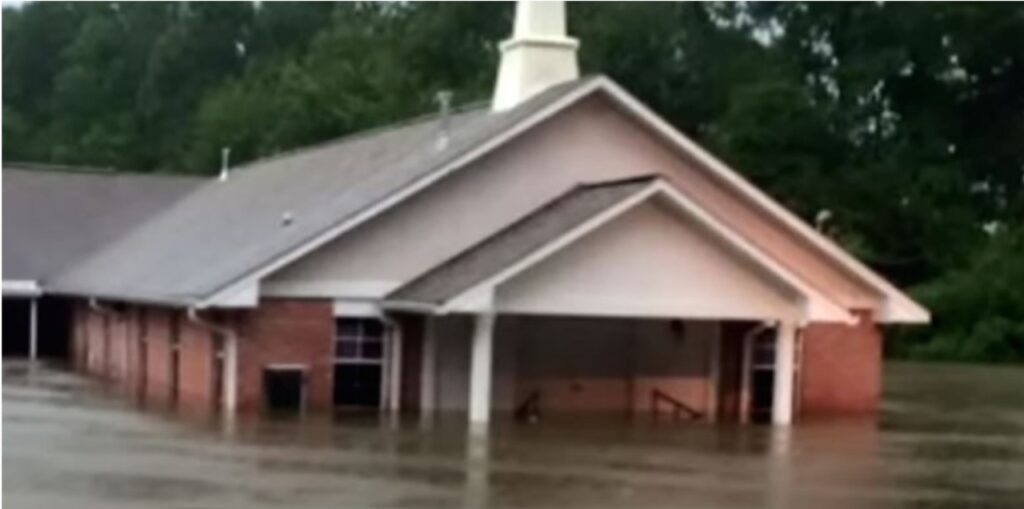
(402, 313), (782, 426)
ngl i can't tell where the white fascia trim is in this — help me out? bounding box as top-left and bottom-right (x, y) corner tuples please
(261, 280), (401, 299)
(332, 300), (384, 318)
(197, 79), (609, 310)
(2, 280), (42, 297)
(596, 80), (928, 324)
(380, 300), (440, 314)
(443, 180), (852, 324)
(203, 279), (259, 308)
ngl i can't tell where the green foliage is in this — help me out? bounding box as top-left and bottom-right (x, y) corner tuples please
(3, 2), (1023, 362)
(893, 226), (1024, 362)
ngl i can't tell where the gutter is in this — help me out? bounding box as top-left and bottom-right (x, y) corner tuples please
(88, 297), (119, 315)
(2, 279), (42, 298)
(379, 300), (440, 314)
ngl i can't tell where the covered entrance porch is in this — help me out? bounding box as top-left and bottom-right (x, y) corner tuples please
(410, 313), (798, 427)
(384, 177), (851, 428)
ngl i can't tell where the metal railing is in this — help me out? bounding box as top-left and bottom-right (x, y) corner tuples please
(651, 388), (702, 421)
(515, 389), (542, 422)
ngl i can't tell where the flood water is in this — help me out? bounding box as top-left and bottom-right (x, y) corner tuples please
(3, 361), (1023, 509)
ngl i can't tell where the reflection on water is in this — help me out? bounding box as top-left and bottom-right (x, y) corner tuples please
(3, 361), (1023, 508)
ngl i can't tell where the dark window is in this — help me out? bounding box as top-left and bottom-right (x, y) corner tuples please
(264, 368), (305, 413)
(333, 318), (386, 408)
(333, 364), (382, 407)
(334, 318), (385, 361)
(362, 341), (383, 360)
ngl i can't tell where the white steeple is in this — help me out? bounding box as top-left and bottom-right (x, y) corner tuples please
(492, 1), (580, 112)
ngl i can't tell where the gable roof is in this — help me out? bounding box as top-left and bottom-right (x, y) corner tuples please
(39, 74), (925, 323)
(586, 79), (928, 323)
(386, 176), (853, 324)
(2, 165), (201, 289)
(48, 77), (601, 306)
(387, 176), (659, 307)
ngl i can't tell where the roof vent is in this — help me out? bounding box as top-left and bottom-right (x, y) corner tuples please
(435, 90), (453, 150)
(219, 147), (231, 182)
(281, 211), (294, 227)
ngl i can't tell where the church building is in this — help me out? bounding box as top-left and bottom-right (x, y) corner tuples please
(2, 1), (928, 427)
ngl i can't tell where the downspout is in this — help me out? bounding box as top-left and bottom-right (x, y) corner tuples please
(380, 313), (403, 417)
(28, 297), (38, 362)
(187, 307), (239, 417)
(89, 298), (120, 379)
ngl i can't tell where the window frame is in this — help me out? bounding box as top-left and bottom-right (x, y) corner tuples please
(333, 318), (385, 366)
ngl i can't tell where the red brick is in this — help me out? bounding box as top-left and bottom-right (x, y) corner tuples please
(799, 310), (882, 415)
(176, 316), (217, 414)
(143, 309), (175, 408)
(235, 299), (334, 413)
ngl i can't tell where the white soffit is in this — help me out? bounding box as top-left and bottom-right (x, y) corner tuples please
(2, 280), (42, 297)
(332, 300), (383, 318)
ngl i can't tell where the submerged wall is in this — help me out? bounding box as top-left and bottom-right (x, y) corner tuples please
(800, 311), (882, 415)
(430, 315), (716, 416)
(70, 298), (337, 415)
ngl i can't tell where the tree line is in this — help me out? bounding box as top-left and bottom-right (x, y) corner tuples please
(3, 2), (1023, 362)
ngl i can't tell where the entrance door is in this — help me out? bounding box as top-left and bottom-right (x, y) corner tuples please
(264, 366), (306, 413)
(750, 331), (776, 423)
(333, 318), (385, 408)
(1, 298), (30, 357)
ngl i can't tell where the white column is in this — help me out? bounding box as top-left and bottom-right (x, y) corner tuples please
(388, 322), (404, 414)
(222, 333), (238, 415)
(28, 298), (39, 361)
(468, 313), (496, 426)
(420, 317), (438, 416)
(772, 321), (797, 426)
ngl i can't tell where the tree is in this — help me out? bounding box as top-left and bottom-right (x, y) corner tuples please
(3, 1), (1022, 361)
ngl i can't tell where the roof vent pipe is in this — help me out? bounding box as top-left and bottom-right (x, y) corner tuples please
(219, 147), (231, 182)
(435, 90), (453, 150)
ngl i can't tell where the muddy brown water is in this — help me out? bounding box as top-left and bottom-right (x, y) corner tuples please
(3, 361), (1023, 509)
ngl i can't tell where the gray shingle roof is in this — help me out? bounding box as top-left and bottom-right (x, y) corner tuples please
(2, 165), (201, 284)
(386, 175), (659, 306)
(48, 77), (598, 305)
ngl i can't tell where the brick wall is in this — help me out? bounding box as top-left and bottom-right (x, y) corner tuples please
(70, 298), (336, 415)
(799, 311), (882, 415)
(235, 299), (334, 413)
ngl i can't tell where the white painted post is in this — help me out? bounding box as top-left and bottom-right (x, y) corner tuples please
(28, 298), (39, 361)
(222, 333), (238, 415)
(772, 321), (797, 426)
(389, 322), (404, 415)
(420, 317), (438, 416)
(468, 313), (496, 426)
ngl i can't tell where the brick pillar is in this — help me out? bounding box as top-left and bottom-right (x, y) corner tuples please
(800, 310), (882, 415)
(235, 299), (334, 413)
